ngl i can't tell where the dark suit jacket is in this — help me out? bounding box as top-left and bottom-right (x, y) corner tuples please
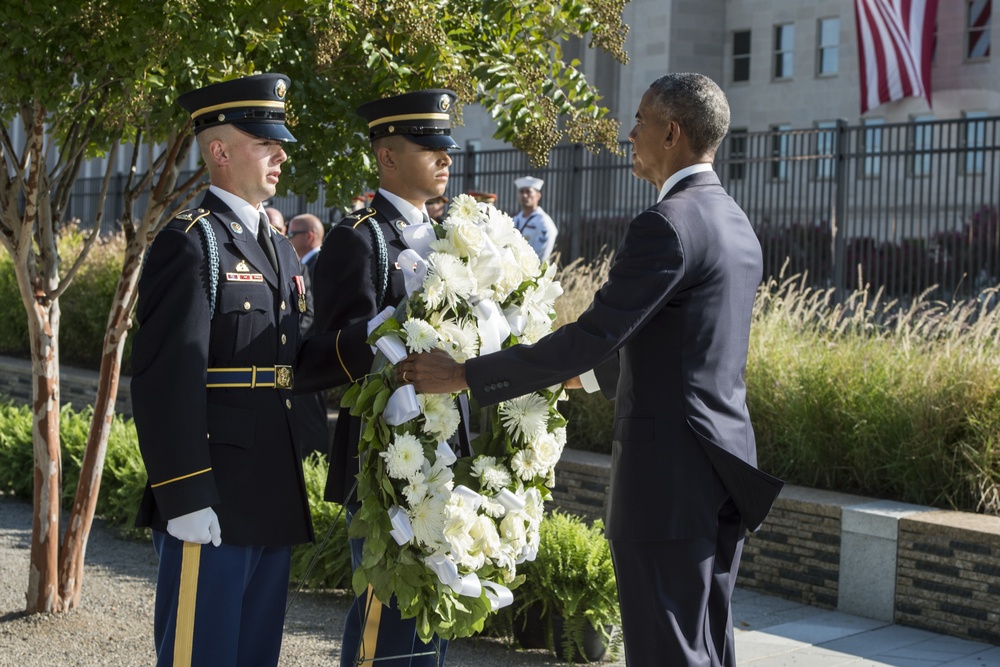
(131, 191), (345, 546)
(466, 171), (782, 539)
(295, 192), (412, 504)
(295, 251), (331, 458)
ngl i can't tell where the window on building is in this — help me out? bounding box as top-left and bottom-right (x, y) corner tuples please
(771, 123), (791, 180)
(910, 114), (934, 177)
(817, 18), (840, 75)
(964, 111), (988, 174)
(815, 121), (837, 180)
(733, 30), (751, 82)
(728, 129), (748, 179)
(966, 0), (991, 60)
(860, 118), (884, 178)
(774, 23), (795, 79)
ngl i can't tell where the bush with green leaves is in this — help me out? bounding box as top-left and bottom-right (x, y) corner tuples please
(507, 510), (621, 662)
(0, 398), (353, 588)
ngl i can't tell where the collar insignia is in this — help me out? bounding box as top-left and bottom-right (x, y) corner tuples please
(230, 221), (244, 234)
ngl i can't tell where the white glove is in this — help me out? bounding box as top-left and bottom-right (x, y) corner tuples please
(367, 306), (396, 353)
(166, 507), (222, 546)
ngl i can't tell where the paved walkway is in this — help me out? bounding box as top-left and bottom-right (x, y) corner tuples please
(731, 588), (1000, 666)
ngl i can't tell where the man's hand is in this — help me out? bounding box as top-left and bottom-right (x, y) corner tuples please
(562, 376), (584, 389)
(166, 507), (222, 546)
(398, 349), (469, 394)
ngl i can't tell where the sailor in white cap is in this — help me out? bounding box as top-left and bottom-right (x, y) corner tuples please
(512, 176), (558, 263)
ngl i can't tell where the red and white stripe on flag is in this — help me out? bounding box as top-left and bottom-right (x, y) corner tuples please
(967, 0), (991, 59)
(855, 0), (940, 114)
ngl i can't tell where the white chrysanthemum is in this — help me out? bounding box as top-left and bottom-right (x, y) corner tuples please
(427, 252), (477, 311)
(471, 456), (513, 492)
(446, 218), (487, 257)
(402, 470), (429, 506)
(422, 273), (446, 310)
(479, 497), (506, 518)
(511, 448), (544, 481)
(380, 433), (426, 480)
(403, 318), (439, 353)
(499, 394), (550, 442)
(428, 236), (458, 256)
(447, 194), (485, 223)
(552, 426), (567, 447)
(409, 494), (447, 548)
(418, 393), (460, 441)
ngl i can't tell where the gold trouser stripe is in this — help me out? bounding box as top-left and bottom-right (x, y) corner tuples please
(151, 468), (212, 489)
(174, 542), (202, 666)
(336, 330), (355, 383)
(358, 585), (383, 664)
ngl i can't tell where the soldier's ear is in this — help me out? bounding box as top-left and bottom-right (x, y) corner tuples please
(375, 144), (395, 171)
(209, 138), (230, 165)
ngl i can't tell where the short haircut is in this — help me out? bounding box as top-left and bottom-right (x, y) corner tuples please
(646, 73), (730, 156)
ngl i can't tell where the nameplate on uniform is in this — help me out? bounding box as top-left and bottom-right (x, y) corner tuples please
(225, 272), (264, 282)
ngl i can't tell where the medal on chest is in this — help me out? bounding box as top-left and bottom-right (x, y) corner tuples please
(294, 275), (307, 313)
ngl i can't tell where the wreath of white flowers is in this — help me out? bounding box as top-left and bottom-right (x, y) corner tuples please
(341, 194), (566, 641)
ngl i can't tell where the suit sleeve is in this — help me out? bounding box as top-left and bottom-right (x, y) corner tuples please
(130, 226), (220, 520)
(467, 209), (687, 405)
(294, 221), (378, 393)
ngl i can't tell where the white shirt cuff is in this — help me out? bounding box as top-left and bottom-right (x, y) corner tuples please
(579, 369), (601, 394)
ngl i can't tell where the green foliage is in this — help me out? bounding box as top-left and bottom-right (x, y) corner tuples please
(558, 390), (614, 454)
(0, 399), (35, 497)
(749, 278), (1000, 514)
(290, 453), (353, 590)
(511, 510), (620, 661)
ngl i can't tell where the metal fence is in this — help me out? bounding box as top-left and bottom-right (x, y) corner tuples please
(66, 115), (1000, 302)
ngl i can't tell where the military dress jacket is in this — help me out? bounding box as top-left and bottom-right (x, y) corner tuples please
(132, 190), (320, 547)
(465, 171), (784, 540)
(295, 192), (413, 504)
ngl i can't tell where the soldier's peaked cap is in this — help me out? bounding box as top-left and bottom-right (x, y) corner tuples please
(177, 73), (296, 142)
(356, 89), (460, 150)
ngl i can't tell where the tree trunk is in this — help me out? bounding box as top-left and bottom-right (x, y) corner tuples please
(26, 299), (63, 614)
(57, 249), (143, 608)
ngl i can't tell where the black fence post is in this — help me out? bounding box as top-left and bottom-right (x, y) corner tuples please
(568, 143), (584, 262)
(831, 118), (849, 300)
(464, 142), (478, 191)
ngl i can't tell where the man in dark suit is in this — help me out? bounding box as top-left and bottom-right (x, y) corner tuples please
(294, 89), (462, 667)
(399, 73), (783, 666)
(131, 73), (345, 666)
(287, 213), (330, 459)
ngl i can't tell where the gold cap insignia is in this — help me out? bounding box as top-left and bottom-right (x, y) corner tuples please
(439, 95), (451, 112)
(230, 222), (244, 234)
(275, 80), (287, 99)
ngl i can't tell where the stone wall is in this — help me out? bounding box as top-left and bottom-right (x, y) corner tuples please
(0, 355), (133, 417)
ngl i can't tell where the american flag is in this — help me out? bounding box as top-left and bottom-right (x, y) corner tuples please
(967, 0), (991, 59)
(854, 0), (939, 114)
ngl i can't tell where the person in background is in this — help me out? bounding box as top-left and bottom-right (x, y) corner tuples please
(425, 194), (449, 223)
(265, 205), (286, 235)
(511, 176), (558, 263)
(287, 213), (329, 459)
(294, 88), (465, 667)
(131, 73), (345, 667)
(399, 73), (784, 667)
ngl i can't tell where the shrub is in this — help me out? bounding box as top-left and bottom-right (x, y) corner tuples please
(289, 453), (352, 590)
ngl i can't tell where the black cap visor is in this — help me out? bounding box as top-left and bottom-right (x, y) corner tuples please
(404, 133), (460, 150)
(233, 121), (297, 142)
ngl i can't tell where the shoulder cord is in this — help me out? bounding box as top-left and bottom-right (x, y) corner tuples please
(363, 219), (389, 310)
(141, 216), (219, 317)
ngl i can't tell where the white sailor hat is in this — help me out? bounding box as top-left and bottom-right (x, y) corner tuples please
(514, 176), (544, 191)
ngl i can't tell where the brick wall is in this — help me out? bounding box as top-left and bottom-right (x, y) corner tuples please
(896, 510), (1000, 645)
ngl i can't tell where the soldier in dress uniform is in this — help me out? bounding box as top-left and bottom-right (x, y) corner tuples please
(466, 190), (497, 205)
(293, 89), (464, 667)
(131, 73), (347, 667)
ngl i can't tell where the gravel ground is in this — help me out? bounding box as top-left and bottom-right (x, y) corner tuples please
(0, 494), (622, 666)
